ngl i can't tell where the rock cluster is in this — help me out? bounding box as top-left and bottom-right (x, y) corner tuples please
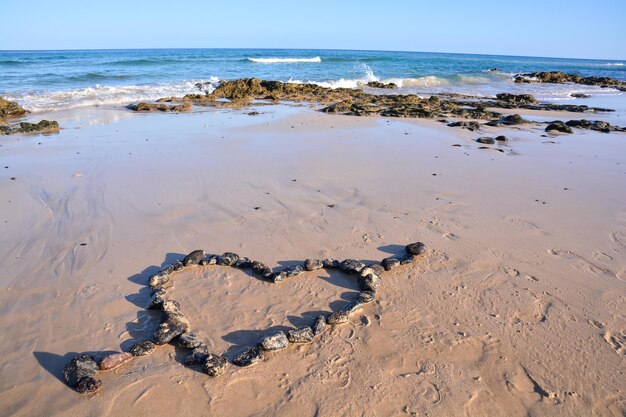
(366, 81), (398, 89)
(0, 97), (60, 135)
(63, 241), (427, 393)
(514, 71), (626, 91)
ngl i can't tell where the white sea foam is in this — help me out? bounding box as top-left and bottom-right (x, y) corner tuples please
(605, 63), (624, 66)
(6, 78), (220, 112)
(248, 57), (321, 64)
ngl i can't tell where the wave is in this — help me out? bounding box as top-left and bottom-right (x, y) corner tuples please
(605, 63), (624, 66)
(5, 78), (220, 112)
(0, 60), (25, 66)
(248, 57), (321, 64)
(66, 72), (133, 82)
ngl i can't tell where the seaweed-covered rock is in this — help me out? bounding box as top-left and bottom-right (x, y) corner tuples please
(203, 354), (228, 377)
(63, 355), (101, 393)
(287, 327), (314, 344)
(183, 250), (206, 267)
(233, 346), (264, 367)
(218, 252), (240, 266)
(545, 121), (573, 134)
(339, 259), (365, 274)
(259, 332), (289, 351)
(381, 257), (401, 271)
(99, 352), (133, 371)
(129, 340), (156, 357)
(327, 310), (350, 325)
(406, 242), (426, 256)
(304, 259), (323, 271)
(313, 315), (327, 335)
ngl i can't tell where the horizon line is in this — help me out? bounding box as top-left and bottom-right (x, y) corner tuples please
(0, 47), (624, 62)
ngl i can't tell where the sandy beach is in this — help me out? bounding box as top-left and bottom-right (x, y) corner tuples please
(0, 98), (624, 416)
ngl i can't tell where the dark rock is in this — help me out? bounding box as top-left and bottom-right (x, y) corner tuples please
(359, 273), (382, 293)
(339, 259), (365, 274)
(406, 242), (426, 256)
(345, 301), (364, 314)
(99, 352), (133, 371)
(327, 310), (350, 325)
(447, 121), (481, 131)
(322, 258), (340, 268)
(495, 93), (538, 105)
(185, 346), (210, 365)
(358, 291), (376, 303)
(149, 272), (169, 289)
(153, 311), (190, 345)
(251, 261), (269, 274)
(366, 81), (398, 89)
(183, 250), (206, 267)
(233, 346), (264, 367)
(203, 354), (228, 377)
(369, 264), (386, 275)
(287, 327), (315, 343)
(304, 259), (323, 271)
(74, 377), (102, 394)
(545, 121), (573, 134)
(565, 119), (624, 133)
(205, 254), (218, 265)
(571, 93), (591, 98)
(381, 257), (401, 271)
(178, 333), (203, 349)
(271, 271), (288, 283)
(126, 101), (191, 112)
(285, 264), (305, 277)
(147, 289), (166, 309)
(0, 97), (28, 119)
(486, 114), (530, 126)
(129, 340), (156, 357)
(172, 260), (184, 272)
(234, 257), (253, 268)
(218, 252), (240, 266)
(259, 332), (289, 351)
(495, 135), (508, 142)
(476, 136), (495, 144)
(514, 72), (626, 89)
(63, 355), (100, 392)
(313, 315), (327, 335)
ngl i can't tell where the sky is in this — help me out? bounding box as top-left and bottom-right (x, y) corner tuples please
(1, 0), (625, 59)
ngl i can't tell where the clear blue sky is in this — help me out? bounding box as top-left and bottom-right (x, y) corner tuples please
(2, 0), (625, 59)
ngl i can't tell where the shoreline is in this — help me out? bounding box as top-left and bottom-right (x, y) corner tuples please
(0, 102), (624, 416)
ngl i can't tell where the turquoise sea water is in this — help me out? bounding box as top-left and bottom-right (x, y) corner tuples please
(1, 48), (624, 112)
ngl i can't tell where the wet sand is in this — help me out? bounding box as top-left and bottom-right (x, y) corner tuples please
(0, 103), (625, 416)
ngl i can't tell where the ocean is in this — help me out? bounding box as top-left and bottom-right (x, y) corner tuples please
(1, 48), (624, 112)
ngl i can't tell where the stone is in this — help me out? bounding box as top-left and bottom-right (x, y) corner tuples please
(99, 352), (133, 371)
(366, 81), (398, 89)
(259, 332), (289, 351)
(327, 310), (350, 325)
(153, 311), (190, 344)
(345, 301), (363, 314)
(358, 291), (376, 303)
(571, 93), (590, 98)
(203, 354), (228, 377)
(565, 119), (624, 133)
(287, 327), (315, 343)
(126, 101), (191, 112)
(0, 97), (28, 118)
(162, 300), (181, 313)
(322, 258), (340, 268)
(63, 354), (100, 392)
(74, 377), (102, 394)
(172, 260), (184, 272)
(304, 259), (323, 271)
(339, 259), (365, 274)
(271, 271), (288, 283)
(381, 257), (400, 271)
(233, 346), (264, 367)
(147, 289), (166, 309)
(129, 340), (156, 357)
(251, 261), (269, 274)
(149, 272), (169, 289)
(447, 121), (481, 131)
(405, 242), (426, 256)
(285, 264), (304, 277)
(313, 315), (327, 335)
(234, 257), (253, 268)
(486, 114), (530, 126)
(545, 121), (573, 134)
(495, 135), (508, 142)
(495, 93), (538, 105)
(359, 273), (382, 293)
(185, 346), (210, 365)
(178, 333), (203, 349)
(218, 252), (240, 266)
(476, 136), (495, 145)
(182, 250), (205, 267)
(369, 264), (386, 275)
(205, 254), (218, 265)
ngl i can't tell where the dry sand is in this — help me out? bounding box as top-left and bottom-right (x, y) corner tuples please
(0, 103), (625, 416)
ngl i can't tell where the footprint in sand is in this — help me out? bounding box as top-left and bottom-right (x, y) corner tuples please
(505, 216), (545, 234)
(603, 330), (626, 355)
(547, 249), (615, 278)
(609, 230), (626, 249)
(592, 394), (626, 417)
(465, 390), (507, 417)
(416, 380), (441, 404)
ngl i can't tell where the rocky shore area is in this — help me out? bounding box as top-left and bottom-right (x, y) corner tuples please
(0, 97), (59, 135)
(514, 71), (626, 91)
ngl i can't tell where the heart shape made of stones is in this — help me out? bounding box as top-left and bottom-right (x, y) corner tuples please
(62, 241), (426, 394)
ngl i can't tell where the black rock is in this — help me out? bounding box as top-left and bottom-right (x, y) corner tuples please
(285, 264), (304, 277)
(63, 355), (100, 392)
(235, 257), (253, 268)
(304, 259), (323, 271)
(147, 290), (166, 309)
(447, 121), (481, 131)
(545, 121), (573, 134)
(571, 93), (591, 98)
(178, 333), (202, 349)
(339, 259), (365, 274)
(359, 274), (382, 293)
(322, 258), (340, 268)
(313, 315), (327, 335)
(153, 311), (190, 345)
(185, 346), (210, 365)
(345, 301), (363, 314)
(218, 252), (240, 266)
(327, 310), (350, 325)
(405, 242), (426, 256)
(74, 377), (102, 394)
(476, 136), (495, 144)
(288, 327), (315, 344)
(495, 135), (508, 142)
(149, 272), (169, 289)
(183, 250), (206, 266)
(259, 332), (289, 351)
(129, 340), (156, 357)
(205, 254), (219, 265)
(251, 261), (268, 274)
(358, 291), (376, 303)
(203, 354), (228, 377)
(172, 260), (184, 272)
(233, 346), (264, 367)
(381, 257), (400, 271)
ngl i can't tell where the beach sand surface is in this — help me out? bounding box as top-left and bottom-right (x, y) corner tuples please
(0, 104), (625, 416)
